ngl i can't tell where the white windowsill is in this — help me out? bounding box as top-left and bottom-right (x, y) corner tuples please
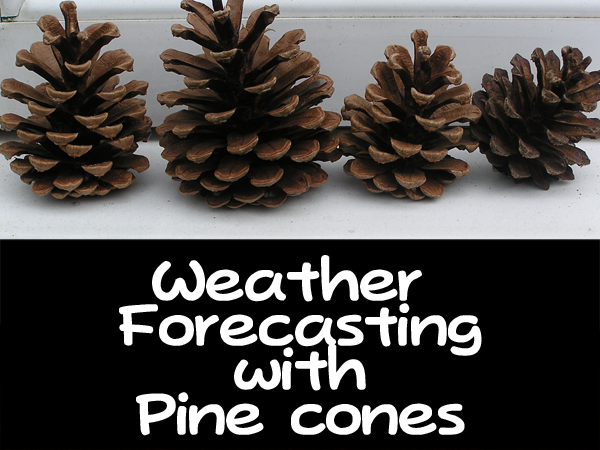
(1, 131), (599, 239)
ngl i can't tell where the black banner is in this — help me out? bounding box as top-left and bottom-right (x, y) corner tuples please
(1, 240), (598, 450)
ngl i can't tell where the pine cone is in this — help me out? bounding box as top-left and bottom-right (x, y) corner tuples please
(471, 47), (600, 189)
(156, 0), (342, 208)
(0, 1), (151, 199)
(339, 30), (481, 200)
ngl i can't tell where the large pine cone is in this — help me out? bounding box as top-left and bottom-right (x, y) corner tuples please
(339, 30), (481, 200)
(471, 47), (600, 189)
(0, 1), (151, 199)
(156, 0), (342, 208)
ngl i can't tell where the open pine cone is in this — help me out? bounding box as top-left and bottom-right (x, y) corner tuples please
(339, 29), (481, 200)
(156, 0), (342, 208)
(0, 1), (151, 199)
(471, 47), (600, 189)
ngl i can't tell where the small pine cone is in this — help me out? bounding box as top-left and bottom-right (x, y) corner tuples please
(339, 29), (481, 200)
(0, 1), (151, 199)
(471, 47), (600, 189)
(156, 0), (342, 208)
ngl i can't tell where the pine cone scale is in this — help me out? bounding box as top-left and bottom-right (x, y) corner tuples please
(2, 79), (50, 106)
(253, 138), (291, 160)
(214, 153), (251, 182)
(566, 71), (600, 95)
(420, 149), (448, 163)
(78, 23), (121, 59)
(29, 154), (58, 171)
(367, 145), (398, 164)
(232, 183), (264, 203)
(15, 129), (43, 144)
(9, 158), (34, 175)
(393, 167), (426, 189)
(16, 50), (63, 88)
(31, 177), (54, 195)
(419, 178), (445, 198)
(545, 141), (590, 166)
(226, 132), (259, 154)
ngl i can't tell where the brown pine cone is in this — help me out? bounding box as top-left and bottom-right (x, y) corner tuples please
(156, 0), (342, 208)
(471, 46), (600, 189)
(339, 29), (481, 200)
(0, 1), (151, 199)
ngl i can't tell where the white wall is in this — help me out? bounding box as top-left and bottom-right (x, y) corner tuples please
(5, 0), (600, 20)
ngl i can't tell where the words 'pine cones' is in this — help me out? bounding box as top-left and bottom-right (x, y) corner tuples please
(339, 30), (481, 200)
(0, 2), (151, 199)
(471, 47), (600, 190)
(157, 0), (342, 208)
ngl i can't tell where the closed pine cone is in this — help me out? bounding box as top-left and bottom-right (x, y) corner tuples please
(156, 0), (342, 208)
(471, 47), (600, 189)
(339, 30), (481, 200)
(0, 1), (151, 199)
